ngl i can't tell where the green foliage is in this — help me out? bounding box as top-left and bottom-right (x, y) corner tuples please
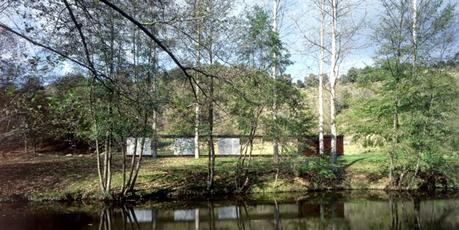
(223, 69), (270, 134)
(294, 156), (337, 183)
(48, 74), (92, 145)
(403, 68), (458, 173)
(167, 92), (196, 135)
(240, 6), (272, 70)
(340, 63), (458, 187)
(11, 77), (50, 148)
(240, 6), (292, 72)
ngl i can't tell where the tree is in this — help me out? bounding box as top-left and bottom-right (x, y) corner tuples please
(318, 0), (326, 155)
(372, 0), (456, 186)
(301, 0), (364, 162)
(272, 0), (281, 163)
(179, 0), (236, 190)
(328, 0), (339, 164)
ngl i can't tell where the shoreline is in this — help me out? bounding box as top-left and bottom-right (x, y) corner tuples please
(2, 188), (459, 204)
(1, 154), (458, 202)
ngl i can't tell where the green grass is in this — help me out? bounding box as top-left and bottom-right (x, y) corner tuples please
(1, 151), (458, 201)
(340, 153), (387, 173)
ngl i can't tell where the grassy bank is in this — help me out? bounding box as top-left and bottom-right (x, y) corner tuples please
(0, 153), (458, 202)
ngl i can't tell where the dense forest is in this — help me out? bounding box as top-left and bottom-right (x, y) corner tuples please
(0, 0), (458, 200)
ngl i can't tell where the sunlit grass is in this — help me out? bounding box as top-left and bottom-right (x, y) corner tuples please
(4, 149), (458, 201)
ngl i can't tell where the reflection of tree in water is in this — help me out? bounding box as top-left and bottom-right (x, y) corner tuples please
(413, 196), (421, 230)
(273, 198), (281, 230)
(390, 195), (401, 230)
(297, 193), (349, 229)
(207, 201), (216, 230)
(421, 205), (457, 229)
(236, 199), (250, 230)
(92, 194), (459, 230)
(98, 205), (144, 230)
(387, 193), (459, 230)
(121, 206), (140, 230)
(98, 206), (112, 230)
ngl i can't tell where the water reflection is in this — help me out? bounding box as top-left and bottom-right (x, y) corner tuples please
(1, 193), (459, 230)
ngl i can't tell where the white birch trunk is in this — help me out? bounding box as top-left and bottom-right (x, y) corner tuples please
(194, 0), (202, 159)
(194, 99), (200, 159)
(318, 0), (325, 155)
(329, 0), (338, 163)
(152, 109), (158, 158)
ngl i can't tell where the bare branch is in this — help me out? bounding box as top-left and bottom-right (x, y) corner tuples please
(98, 0), (200, 100)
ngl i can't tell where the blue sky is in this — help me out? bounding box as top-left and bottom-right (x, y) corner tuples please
(2, 0), (457, 82)
(270, 0), (379, 81)
(245, 0), (458, 81)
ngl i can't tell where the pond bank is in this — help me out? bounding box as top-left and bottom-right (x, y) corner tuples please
(0, 153), (458, 202)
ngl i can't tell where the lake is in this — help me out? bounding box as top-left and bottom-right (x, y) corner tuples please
(1, 191), (458, 229)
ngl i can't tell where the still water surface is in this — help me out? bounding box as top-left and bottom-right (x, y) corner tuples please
(1, 192), (459, 229)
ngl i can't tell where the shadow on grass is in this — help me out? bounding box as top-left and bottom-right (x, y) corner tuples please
(341, 157), (366, 169)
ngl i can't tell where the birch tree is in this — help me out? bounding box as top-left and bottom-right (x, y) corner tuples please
(318, 0), (326, 155)
(329, 0), (339, 163)
(193, 0), (203, 159)
(272, 0), (281, 163)
(301, 0), (363, 160)
(182, 0), (235, 190)
(326, 0), (364, 163)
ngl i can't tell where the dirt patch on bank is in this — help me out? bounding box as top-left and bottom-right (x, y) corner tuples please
(0, 154), (97, 201)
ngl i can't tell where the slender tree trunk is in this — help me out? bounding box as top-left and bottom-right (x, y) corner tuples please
(121, 139), (126, 193)
(330, 83), (337, 163)
(318, 0), (325, 155)
(412, 0), (421, 182)
(272, 0), (280, 163)
(412, 0), (417, 69)
(103, 131), (109, 193)
(329, 0), (338, 164)
(106, 133), (112, 193)
(194, 0), (202, 159)
(129, 137), (145, 192)
(150, 40), (159, 159)
(123, 137), (138, 195)
(96, 138), (106, 193)
(390, 111), (397, 184)
(152, 110), (158, 158)
(151, 54), (158, 159)
(127, 112), (148, 193)
(194, 100), (200, 159)
(236, 107), (262, 192)
(90, 77), (106, 193)
(207, 75), (215, 191)
(106, 93), (114, 193)
(205, 0), (216, 192)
